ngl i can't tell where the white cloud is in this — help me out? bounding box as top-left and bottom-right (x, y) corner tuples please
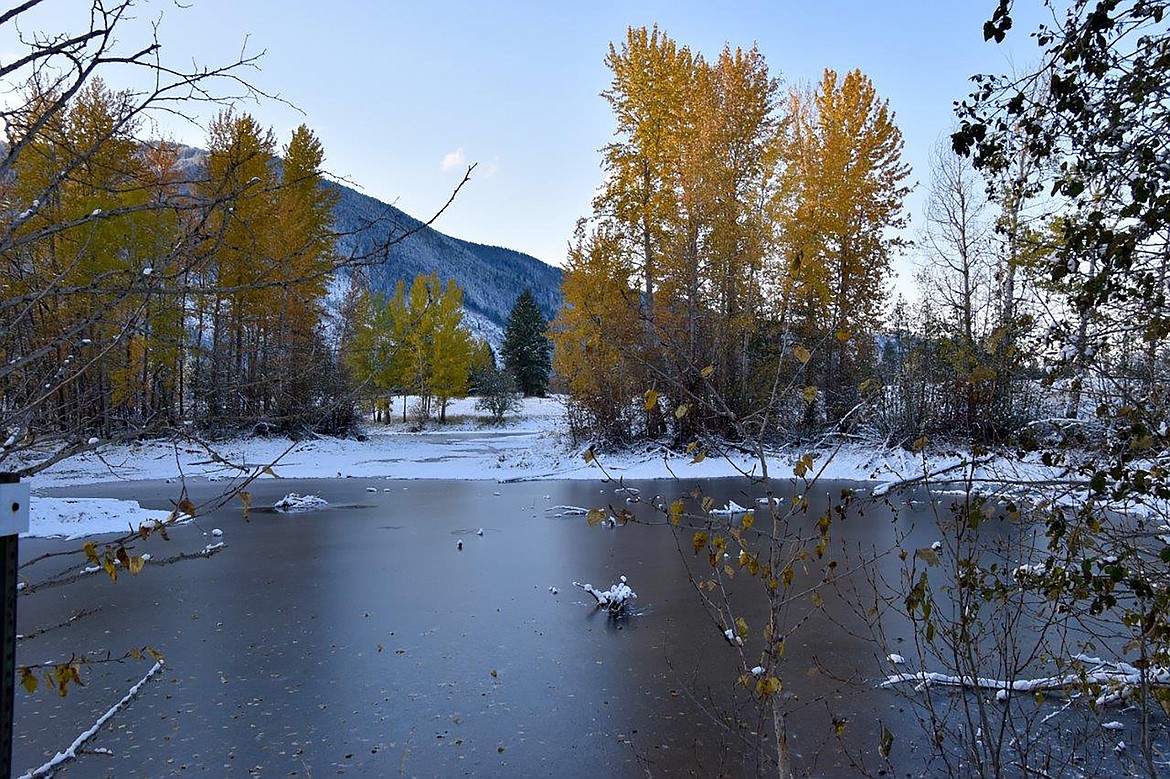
(440, 146), (466, 171)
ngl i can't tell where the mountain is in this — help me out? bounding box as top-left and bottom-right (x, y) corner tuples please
(173, 145), (563, 349)
(329, 181), (563, 347)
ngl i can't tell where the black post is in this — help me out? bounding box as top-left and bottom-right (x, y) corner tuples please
(1, 471), (21, 776)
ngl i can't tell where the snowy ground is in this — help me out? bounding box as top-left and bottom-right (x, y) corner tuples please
(21, 395), (1064, 539)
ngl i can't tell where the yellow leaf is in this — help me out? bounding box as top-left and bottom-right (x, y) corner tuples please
(20, 667), (37, 693)
(691, 450), (706, 465)
(586, 508), (607, 527)
(701, 496), (714, 512)
(146, 647), (165, 663)
(83, 541), (98, 564)
(911, 436), (928, 454)
(700, 365), (715, 378)
(176, 498), (196, 517)
(674, 403), (691, 419)
(128, 556), (145, 575)
(735, 616), (749, 638)
(879, 723), (894, 758)
(803, 385), (818, 404)
(670, 499), (685, 525)
(685, 440), (698, 454)
(794, 452), (814, 478)
(240, 491), (253, 520)
(792, 345), (811, 364)
(835, 329), (852, 343)
(583, 447), (595, 464)
(741, 511), (754, 530)
(811, 590), (824, 609)
(644, 389), (659, 411)
(692, 531), (708, 555)
(262, 466), (279, 478)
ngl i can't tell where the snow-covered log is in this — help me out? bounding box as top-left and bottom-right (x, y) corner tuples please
(881, 655), (1170, 707)
(573, 575), (636, 615)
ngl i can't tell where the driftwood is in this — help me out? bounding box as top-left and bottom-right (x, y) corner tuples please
(573, 576), (636, 615)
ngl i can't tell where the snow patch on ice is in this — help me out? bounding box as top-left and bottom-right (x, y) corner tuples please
(272, 493), (328, 513)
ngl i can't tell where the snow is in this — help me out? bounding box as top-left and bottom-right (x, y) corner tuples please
(574, 575), (636, 614)
(272, 493), (328, 513)
(882, 654), (1170, 707)
(24, 497), (174, 539)
(887, 653), (906, 665)
(25, 396), (1061, 490)
(723, 628), (744, 647)
(17, 395), (1070, 539)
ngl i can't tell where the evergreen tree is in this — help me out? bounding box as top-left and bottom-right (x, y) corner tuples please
(502, 289), (552, 397)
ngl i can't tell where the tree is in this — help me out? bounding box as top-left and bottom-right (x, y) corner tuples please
(501, 288), (552, 397)
(778, 68), (910, 421)
(467, 338), (496, 394)
(474, 365), (522, 424)
(271, 124), (339, 426)
(552, 223), (646, 443)
(430, 279), (473, 422)
(344, 274), (473, 424)
(565, 26), (785, 442)
(886, 3), (1170, 773)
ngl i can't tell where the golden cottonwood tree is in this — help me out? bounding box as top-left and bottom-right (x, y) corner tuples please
(345, 274), (472, 425)
(430, 279), (473, 423)
(778, 68), (910, 420)
(271, 124), (338, 422)
(552, 223), (646, 443)
(559, 26), (784, 441)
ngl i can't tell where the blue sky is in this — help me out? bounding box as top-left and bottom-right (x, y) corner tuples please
(7, 1), (1055, 284)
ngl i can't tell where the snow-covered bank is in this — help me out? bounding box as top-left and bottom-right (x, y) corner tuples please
(20, 396), (1067, 537)
(26, 497), (174, 539)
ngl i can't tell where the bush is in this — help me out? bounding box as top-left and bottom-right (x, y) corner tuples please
(475, 367), (523, 424)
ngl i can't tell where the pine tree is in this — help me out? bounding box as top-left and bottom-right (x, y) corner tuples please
(502, 288), (552, 397)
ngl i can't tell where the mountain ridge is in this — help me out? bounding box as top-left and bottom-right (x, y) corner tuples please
(174, 146), (564, 348)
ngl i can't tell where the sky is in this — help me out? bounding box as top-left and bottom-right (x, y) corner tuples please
(5, 1), (1057, 286)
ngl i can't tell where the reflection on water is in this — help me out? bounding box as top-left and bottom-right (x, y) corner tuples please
(14, 477), (1150, 776)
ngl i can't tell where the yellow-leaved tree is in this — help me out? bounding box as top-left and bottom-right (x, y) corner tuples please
(778, 68), (910, 421)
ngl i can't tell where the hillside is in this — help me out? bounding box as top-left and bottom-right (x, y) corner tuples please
(329, 180), (563, 345)
(173, 146), (563, 347)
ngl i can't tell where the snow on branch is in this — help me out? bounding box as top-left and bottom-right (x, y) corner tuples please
(881, 655), (1170, 707)
(573, 575), (637, 615)
(19, 660), (164, 778)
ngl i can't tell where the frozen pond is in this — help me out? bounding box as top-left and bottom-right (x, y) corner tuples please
(13, 477), (1146, 776)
